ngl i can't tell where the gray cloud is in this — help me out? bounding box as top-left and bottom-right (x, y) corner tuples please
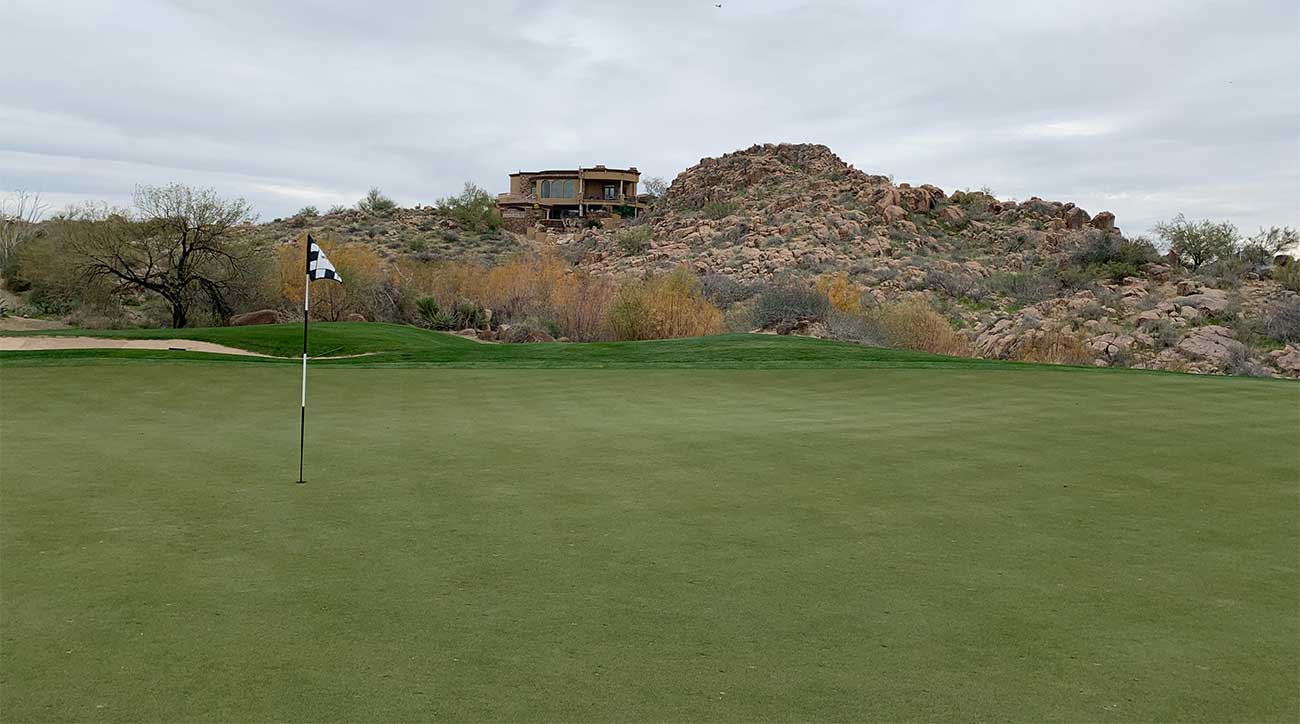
(2, 0), (1296, 236)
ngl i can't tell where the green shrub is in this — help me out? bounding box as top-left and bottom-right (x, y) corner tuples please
(702, 200), (737, 220)
(1273, 262), (1300, 292)
(614, 225), (652, 255)
(1069, 232), (1157, 271)
(1154, 214), (1238, 269)
(415, 297), (442, 328)
(358, 187), (398, 217)
(296, 205), (319, 217)
(752, 285), (832, 328)
(437, 182), (501, 234)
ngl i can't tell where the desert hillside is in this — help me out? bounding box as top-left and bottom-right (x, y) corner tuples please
(557, 143), (1299, 377)
(3, 143), (1297, 377)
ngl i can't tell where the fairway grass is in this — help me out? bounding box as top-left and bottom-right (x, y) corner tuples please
(1, 358), (1297, 720)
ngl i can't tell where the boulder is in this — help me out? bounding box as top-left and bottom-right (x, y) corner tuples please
(1063, 206), (1091, 230)
(229, 309), (279, 326)
(1089, 211), (1116, 231)
(882, 205), (909, 224)
(1134, 309), (1165, 328)
(1269, 345), (1300, 375)
(1170, 289), (1230, 316)
(1140, 262), (1172, 281)
(1176, 325), (1246, 367)
(938, 206), (966, 224)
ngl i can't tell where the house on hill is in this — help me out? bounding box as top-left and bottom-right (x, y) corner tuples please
(497, 165), (648, 232)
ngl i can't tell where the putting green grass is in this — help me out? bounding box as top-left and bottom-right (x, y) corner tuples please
(1, 335), (1297, 721)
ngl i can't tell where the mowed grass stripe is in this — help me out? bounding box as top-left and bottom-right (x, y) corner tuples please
(1, 364), (1296, 721)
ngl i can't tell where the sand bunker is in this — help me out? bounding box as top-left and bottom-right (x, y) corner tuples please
(0, 336), (275, 357)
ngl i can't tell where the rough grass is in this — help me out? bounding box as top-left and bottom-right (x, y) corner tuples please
(1, 333), (1297, 722)
(3, 322), (1015, 370)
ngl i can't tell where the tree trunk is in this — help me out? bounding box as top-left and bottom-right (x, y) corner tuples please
(171, 301), (188, 328)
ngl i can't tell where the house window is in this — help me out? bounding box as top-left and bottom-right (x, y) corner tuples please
(603, 184), (616, 200)
(539, 179), (574, 199)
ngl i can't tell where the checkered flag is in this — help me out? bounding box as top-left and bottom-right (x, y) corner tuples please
(307, 235), (342, 283)
(297, 234), (343, 484)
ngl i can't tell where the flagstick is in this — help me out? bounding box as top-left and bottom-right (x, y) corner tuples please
(298, 245), (310, 484)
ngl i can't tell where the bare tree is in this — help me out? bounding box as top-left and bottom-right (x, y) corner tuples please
(642, 176), (669, 202)
(0, 191), (48, 269)
(67, 184), (263, 327)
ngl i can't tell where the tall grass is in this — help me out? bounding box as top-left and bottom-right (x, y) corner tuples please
(608, 267), (724, 341)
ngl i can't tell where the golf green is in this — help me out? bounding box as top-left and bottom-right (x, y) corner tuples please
(1, 358), (1296, 721)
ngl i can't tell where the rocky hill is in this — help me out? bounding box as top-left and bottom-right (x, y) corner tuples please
(559, 143), (1299, 377)
(255, 205), (526, 265)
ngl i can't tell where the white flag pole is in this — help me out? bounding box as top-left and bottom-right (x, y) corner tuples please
(298, 236), (310, 484)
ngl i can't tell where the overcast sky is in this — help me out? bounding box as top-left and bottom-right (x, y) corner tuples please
(3, 0), (1297, 237)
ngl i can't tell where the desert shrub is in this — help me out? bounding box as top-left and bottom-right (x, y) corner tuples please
(752, 285), (832, 328)
(415, 297), (441, 327)
(1262, 297), (1300, 343)
(815, 272), (861, 313)
(358, 187), (398, 217)
(1154, 214), (1238, 269)
(1239, 227), (1298, 269)
(614, 225), (652, 255)
(413, 296), (484, 330)
(1076, 301), (1106, 321)
(700, 273), (753, 307)
(925, 269), (988, 301)
(437, 182), (501, 233)
(1062, 233), (1158, 282)
(277, 240), (385, 321)
(1274, 262), (1300, 293)
(499, 321), (557, 343)
(988, 268), (1058, 305)
(865, 300), (971, 356)
(1144, 318), (1181, 349)
(607, 267), (723, 340)
(326, 204), (347, 215)
(1225, 345), (1269, 377)
(949, 189), (997, 213)
(702, 200), (737, 220)
(1196, 254), (1252, 287)
(722, 300), (756, 332)
(1069, 232), (1158, 269)
(407, 236), (428, 253)
(550, 273), (617, 342)
(826, 308), (886, 345)
(296, 206), (319, 217)
(392, 251), (615, 341)
(1011, 331), (1095, 365)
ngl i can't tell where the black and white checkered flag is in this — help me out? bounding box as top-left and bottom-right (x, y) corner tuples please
(306, 235), (343, 283)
